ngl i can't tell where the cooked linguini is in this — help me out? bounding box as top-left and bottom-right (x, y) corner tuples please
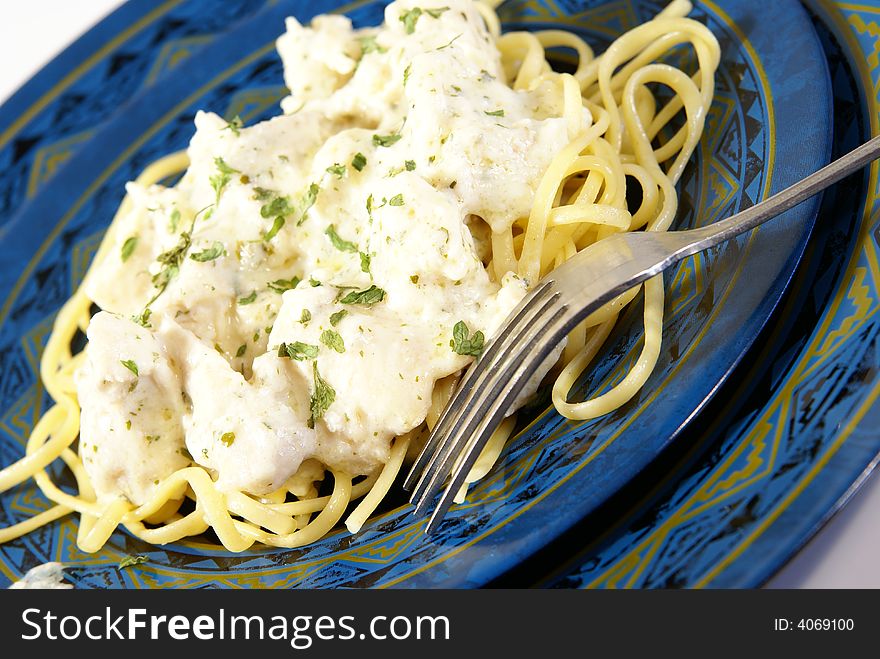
(0, 0), (719, 553)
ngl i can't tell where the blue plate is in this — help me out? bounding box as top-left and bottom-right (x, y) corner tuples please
(543, 0), (880, 589)
(0, 0), (272, 231)
(0, 0), (831, 588)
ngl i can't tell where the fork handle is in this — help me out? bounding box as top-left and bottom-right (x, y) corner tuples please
(679, 133), (880, 257)
(410, 133), (880, 534)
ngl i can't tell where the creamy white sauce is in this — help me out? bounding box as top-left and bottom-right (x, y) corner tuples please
(9, 562), (72, 589)
(76, 0), (586, 503)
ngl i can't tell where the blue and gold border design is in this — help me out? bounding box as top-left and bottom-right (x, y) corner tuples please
(552, 0), (880, 588)
(0, 0), (831, 587)
(0, 0), (272, 228)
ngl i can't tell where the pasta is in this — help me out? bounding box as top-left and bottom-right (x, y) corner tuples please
(0, 0), (719, 553)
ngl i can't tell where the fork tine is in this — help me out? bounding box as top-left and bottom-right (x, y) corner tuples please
(410, 235), (649, 522)
(405, 282), (559, 508)
(408, 234), (656, 521)
(423, 305), (570, 533)
(410, 295), (568, 519)
(404, 281), (557, 495)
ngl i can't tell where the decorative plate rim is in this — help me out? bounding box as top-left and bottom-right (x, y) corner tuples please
(546, 0), (880, 589)
(0, 0), (274, 233)
(0, 0), (833, 588)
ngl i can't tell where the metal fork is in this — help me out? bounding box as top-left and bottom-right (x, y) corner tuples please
(403, 133), (880, 534)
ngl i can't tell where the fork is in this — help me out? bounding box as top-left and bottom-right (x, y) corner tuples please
(403, 133), (880, 534)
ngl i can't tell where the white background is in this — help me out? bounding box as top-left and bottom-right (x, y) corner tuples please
(2, 0), (879, 588)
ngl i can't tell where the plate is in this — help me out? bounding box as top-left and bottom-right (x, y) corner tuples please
(541, 0), (880, 588)
(0, 0), (831, 588)
(0, 0), (272, 231)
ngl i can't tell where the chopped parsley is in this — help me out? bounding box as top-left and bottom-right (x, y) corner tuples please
(359, 251), (371, 273)
(223, 115), (243, 136)
(210, 157), (238, 205)
(168, 209), (181, 233)
(268, 276), (300, 293)
(309, 277), (322, 287)
(257, 183), (320, 240)
(366, 193), (387, 221)
(299, 183), (320, 223)
(339, 285), (386, 306)
(373, 133), (402, 148)
(119, 555), (148, 570)
(403, 63), (412, 86)
(152, 229), (191, 293)
(352, 152), (367, 171)
(259, 193), (295, 219)
(235, 344), (247, 358)
(132, 308), (152, 328)
(120, 359), (139, 377)
(189, 241), (226, 262)
(121, 236), (138, 262)
(484, 109), (505, 117)
(388, 194), (404, 206)
(437, 33), (462, 50)
(308, 361), (335, 429)
(300, 309), (311, 324)
(148, 203), (214, 303)
(278, 341), (319, 361)
(264, 216), (285, 242)
(399, 6), (448, 34)
(325, 225), (358, 253)
(320, 329), (346, 353)
(410, 274), (420, 284)
(405, 159), (416, 171)
(399, 7), (423, 33)
(326, 163), (346, 179)
(330, 309), (348, 326)
(450, 320), (485, 357)
(220, 431), (236, 447)
(237, 290), (257, 305)
(358, 35), (386, 55)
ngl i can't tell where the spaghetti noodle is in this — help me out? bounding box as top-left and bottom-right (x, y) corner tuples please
(0, 0), (719, 554)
